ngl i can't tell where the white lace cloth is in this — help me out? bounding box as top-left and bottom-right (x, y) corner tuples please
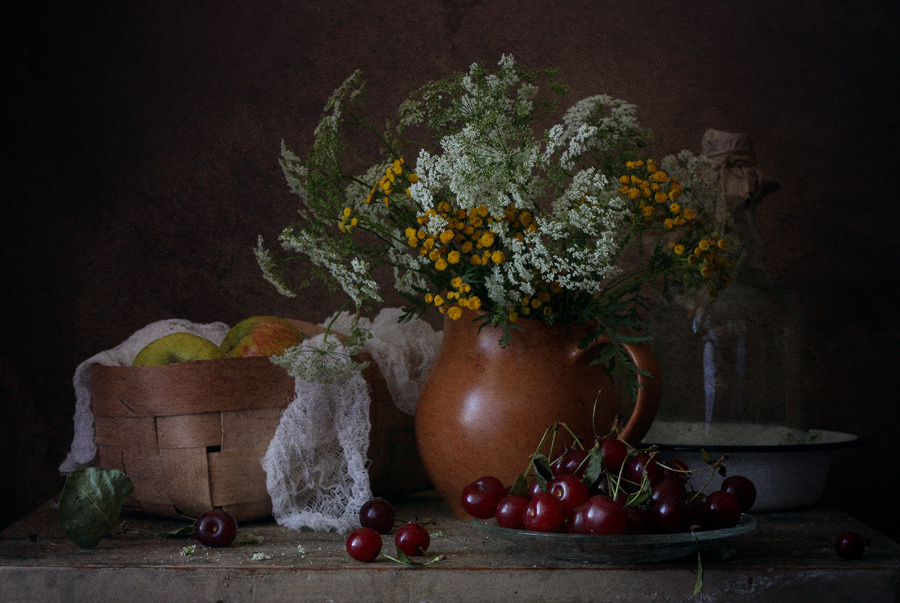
(262, 309), (441, 533)
(59, 310), (442, 534)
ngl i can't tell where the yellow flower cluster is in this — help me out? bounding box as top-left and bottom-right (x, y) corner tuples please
(408, 201), (536, 319)
(620, 159), (733, 297)
(682, 233), (733, 298)
(506, 279), (563, 323)
(424, 276), (482, 320)
(337, 207), (358, 234)
(619, 160), (696, 230)
(365, 158), (418, 209)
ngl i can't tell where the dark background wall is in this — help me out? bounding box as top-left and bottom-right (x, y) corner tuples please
(4, 1), (898, 542)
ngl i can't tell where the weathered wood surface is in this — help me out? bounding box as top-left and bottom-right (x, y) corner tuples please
(2, 492), (898, 602)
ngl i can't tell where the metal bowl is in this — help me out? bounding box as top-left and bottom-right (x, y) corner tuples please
(641, 422), (861, 511)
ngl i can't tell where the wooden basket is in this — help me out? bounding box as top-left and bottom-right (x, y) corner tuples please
(91, 319), (430, 521)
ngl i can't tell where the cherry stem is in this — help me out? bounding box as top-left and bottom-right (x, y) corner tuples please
(687, 453), (729, 502)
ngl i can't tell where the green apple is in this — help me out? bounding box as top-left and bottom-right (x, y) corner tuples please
(220, 315), (304, 358)
(132, 332), (226, 366)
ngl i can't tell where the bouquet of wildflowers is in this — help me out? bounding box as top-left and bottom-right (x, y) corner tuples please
(256, 55), (732, 389)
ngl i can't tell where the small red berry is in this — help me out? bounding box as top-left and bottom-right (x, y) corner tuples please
(495, 494), (530, 530)
(706, 490), (742, 529)
(395, 522), (430, 556)
(523, 492), (567, 533)
(194, 509), (238, 547)
(835, 531), (866, 560)
(460, 475), (506, 519)
(346, 527), (382, 563)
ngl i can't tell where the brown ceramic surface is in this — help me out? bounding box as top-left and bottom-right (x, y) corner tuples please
(415, 311), (660, 519)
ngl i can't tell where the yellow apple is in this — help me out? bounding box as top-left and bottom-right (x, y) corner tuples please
(132, 332), (226, 366)
(220, 316), (304, 358)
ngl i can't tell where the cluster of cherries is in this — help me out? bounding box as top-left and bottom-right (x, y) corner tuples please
(461, 434), (756, 536)
(346, 498), (439, 564)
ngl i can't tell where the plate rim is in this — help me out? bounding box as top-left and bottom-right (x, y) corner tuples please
(470, 513), (758, 545)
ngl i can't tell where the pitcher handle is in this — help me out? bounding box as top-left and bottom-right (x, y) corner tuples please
(614, 341), (661, 444)
(577, 337), (660, 445)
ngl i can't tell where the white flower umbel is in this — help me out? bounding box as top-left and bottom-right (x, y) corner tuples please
(270, 333), (368, 385)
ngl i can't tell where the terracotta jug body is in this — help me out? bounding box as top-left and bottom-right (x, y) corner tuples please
(415, 311), (661, 519)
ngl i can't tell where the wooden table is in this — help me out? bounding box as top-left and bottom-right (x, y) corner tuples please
(2, 491), (898, 602)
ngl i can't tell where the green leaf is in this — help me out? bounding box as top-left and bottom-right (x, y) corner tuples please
(533, 454), (553, 486)
(692, 531), (704, 594)
(160, 525), (196, 539)
(509, 473), (530, 496)
(58, 467), (134, 549)
(582, 446), (605, 486)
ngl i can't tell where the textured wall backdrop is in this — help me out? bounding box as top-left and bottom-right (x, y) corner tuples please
(4, 1), (898, 541)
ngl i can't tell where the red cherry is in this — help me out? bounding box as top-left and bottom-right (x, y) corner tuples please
(194, 509), (238, 547)
(346, 527), (382, 562)
(552, 448), (589, 477)
(460, 475), (507, 519)
(568, 504), (588, 534)
(650, 476), (687, 504)
(394, 522), (430, 556)
(651, 494), (689, 534)
(580, 495), (627, 535)
(359, 497), (396, 534)
(588, 474), (611, 497)
(687, 497), (712, 531)
(546, 474), (590, 514)
(626, 452), (664, 486)
(721, 475), (757, 512)
(523, 492), (567, 533)
(600, 438), (629, 473)
(706, 490), (742, 529)
(494, 494), (530, 530)
(835, 531), (866, 560)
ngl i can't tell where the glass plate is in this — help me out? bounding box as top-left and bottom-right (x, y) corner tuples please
(470, 514), (757, 564)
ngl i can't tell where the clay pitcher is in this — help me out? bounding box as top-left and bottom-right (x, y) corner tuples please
(415, 311), (660, 519)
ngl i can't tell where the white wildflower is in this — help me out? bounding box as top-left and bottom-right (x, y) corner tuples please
(254, 236), (297, 298)
(271, 334), (368, 385)
(279, 142), (310, 202)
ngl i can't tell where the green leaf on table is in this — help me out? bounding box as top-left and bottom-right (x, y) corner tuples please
(160, 524), (196, 539)
(58, 467), (134, 549)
